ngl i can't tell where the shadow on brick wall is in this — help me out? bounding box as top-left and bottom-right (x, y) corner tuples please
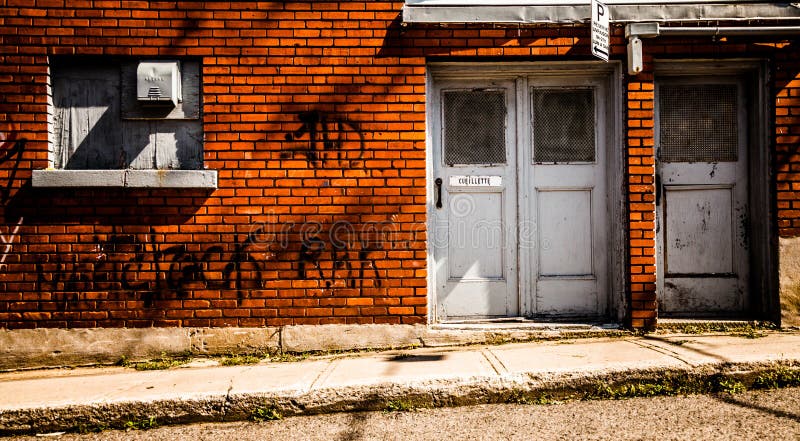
(5, 185), (210, 226)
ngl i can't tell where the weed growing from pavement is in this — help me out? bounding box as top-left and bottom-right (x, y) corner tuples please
(654, 321), (777, 336)
(505, 389), (532, 405)
(531, 393), (562, 405)
(131, 357), (192, 371)
(123, 416), (158, 431)
(506, 370), (798, 406)
(505, 390), (563, 405)
(250, 406), (282, 422)
(711, 377), (746, 394)
(589, 374), (749, 400)
(752, 367), (800, 389)
(116, 352), (193, 371)
(730, 327), (769, 339)
(219, 354), (264, 366)
(70, 416), (158, 434)
(268, 352), (312, 363)
(384, 399), (422, 412)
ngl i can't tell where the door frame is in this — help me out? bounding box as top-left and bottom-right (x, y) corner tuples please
(653, 59), (777, 321)
(425, 61), (626, 323)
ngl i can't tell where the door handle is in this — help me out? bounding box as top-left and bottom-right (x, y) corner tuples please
(435, 178), (443, 209)
(655, 173), (662, 207)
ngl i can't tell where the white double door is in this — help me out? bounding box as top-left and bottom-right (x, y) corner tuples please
(432, 74), (610, 320)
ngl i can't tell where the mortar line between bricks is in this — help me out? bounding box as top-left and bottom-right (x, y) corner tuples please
(627, 339), (696, 367)
(307, 358), (339, 392)
(480, 348), (508, 375)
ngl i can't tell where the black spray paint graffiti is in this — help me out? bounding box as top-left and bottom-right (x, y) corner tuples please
(298, 237), (383, 288)
(0, 133), (26, 203)
(35, 222), (392, 308)
(283, 111), (364, 168)
(36, 229), (268, 309)
(296, 220), (389, 288)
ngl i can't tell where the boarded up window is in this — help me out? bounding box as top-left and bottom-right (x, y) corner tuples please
(50, 59), (202, 170)
(658, 84), (738, 163)
(443, 90), (507, 165)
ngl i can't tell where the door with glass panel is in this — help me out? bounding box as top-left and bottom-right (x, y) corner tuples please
(432, 80), (518, 320)
(523, 76), (609, 317)
(656, 76), (750, 315)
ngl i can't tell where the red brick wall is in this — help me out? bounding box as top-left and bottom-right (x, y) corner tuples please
(625, 53), (657, 330)
(775, 47), (800, 237)
(0, 1), (798, 329)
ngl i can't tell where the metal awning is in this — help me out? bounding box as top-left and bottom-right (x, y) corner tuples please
(403, 0), (800, 24)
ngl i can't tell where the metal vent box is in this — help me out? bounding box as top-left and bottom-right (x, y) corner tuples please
(136, 61), (181, 106)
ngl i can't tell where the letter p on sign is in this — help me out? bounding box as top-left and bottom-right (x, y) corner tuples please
(591, 0), (610, 61)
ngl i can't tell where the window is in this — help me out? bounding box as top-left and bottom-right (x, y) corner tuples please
(442, 90), (507, 165)
(658, 83), (738, 163)
(532, 88), (595, 163)
(33, 58), (216, 188)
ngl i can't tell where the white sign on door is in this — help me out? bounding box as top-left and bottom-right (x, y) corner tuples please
(449, 175), (502, 187)
(591, 0), (610, 62)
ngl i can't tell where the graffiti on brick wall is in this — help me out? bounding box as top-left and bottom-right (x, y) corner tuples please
(34, 220), (392, 308)
(283, 110), (364, 168)
(35, 228), (268, 308)
(0, 132), (26, 203)
(0, 217), (23, 271)
(296, 221), (387, 288)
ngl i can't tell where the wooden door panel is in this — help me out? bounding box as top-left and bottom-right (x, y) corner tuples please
(537, 189), (593, 277)
(664, 186), (735, 276)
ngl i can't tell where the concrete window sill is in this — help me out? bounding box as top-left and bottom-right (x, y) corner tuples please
(31, 170), (218, 189)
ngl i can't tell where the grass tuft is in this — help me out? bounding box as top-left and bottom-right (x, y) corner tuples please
(132, 357), (191, 371)
(250, 406), (282, 422)
(219, 354), (264, 366)
(123, 416), (158, 431)
(384, 399), (419, 412)
(752, 367), (800, 390)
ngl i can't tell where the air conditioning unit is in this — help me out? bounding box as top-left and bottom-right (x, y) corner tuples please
(136, 61), (181, 107)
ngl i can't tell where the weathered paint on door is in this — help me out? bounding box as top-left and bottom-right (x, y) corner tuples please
(432, 79), (519, 319)
(432, 72), (610, 320)
(656, 76), (750, 315)
(524, 76), (609, 317)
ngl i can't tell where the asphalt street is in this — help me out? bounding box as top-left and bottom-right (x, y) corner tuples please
(11, 387), (800, 441)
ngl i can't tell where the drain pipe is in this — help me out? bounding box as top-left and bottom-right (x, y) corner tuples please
(625, 22), (800, 75)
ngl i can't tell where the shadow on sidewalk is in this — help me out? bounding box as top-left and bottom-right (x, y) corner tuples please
(643, 335), (731, 363)
(383, 354), (447, 377)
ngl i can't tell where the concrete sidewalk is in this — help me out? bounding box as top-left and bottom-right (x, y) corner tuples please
(2, 332), (800, 435)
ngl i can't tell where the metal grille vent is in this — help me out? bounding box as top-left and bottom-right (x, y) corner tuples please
(148, 86), (162, 99)
(533, 89), (595, 163)
(659, 84), (738, 163)
(443, 90), (506, 165)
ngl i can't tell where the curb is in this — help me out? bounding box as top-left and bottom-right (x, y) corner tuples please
(2, 360), (799, 436)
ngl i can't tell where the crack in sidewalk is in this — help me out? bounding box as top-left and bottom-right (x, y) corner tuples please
(480, 348), (509, 375)
(308, 359), (339, 392)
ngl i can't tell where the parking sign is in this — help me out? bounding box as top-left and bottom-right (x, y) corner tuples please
(591, 0), (610, 61)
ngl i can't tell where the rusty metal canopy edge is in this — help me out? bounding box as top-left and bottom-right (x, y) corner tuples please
(402, 1), (800, 24)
